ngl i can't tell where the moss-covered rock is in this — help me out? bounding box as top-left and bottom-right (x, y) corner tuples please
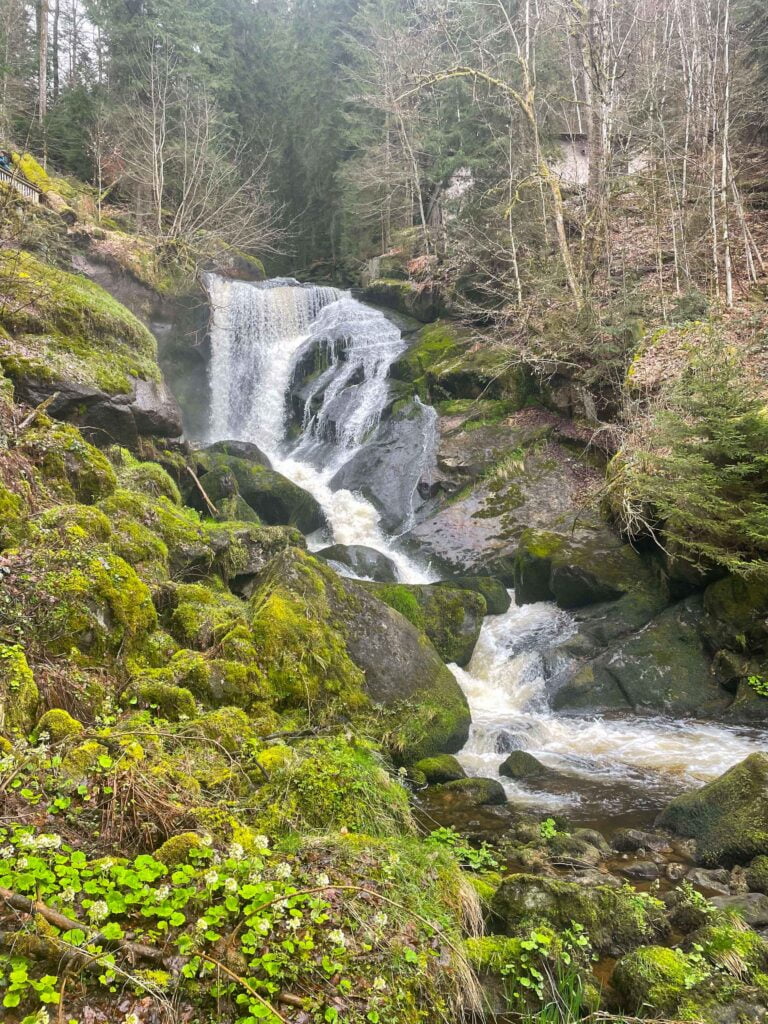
(0, 644), (39, 735)
(657, 753), (768, 866)
(20, 421), (116, 503)
(0, 483), (29, 549)
(0, 249), (160, 396)
(195, 450), (325, 534)
(167, 582), (247, 650)
(448, 575), (511, 615)
(434, 777), (507, 806)
(361, 581), (486, 665)
(412, 754), (467, 783)
(128, 673), (197, 720)
(499, 750), (556, 781)
(491, 874), (668, 955)
(747, 855), (768, 895)
(110, 447), (182, 504)
(153, 832), (205, 866)
(186, 706), (254, 753)
(60, 740), (109, 779)
(702, 575), (768, 653)
(361, 278), (442, 323)
(34, 708), (84, 742)
(612, 946), (694, 1016)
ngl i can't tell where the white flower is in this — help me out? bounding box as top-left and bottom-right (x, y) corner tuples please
(98, 858), (114, 873)
(200, 834), (214, 848)
(15, 856), (28, 870)
(397, 766), (408, 776)
(328, 929), (346, 948)
(124, 1015), (140, 1024)
(203, 870), (219, 887)
(254, 918), (271, 935)
(252, 835), (270, 850)
(0, 845), (13, 859)
(316, 873), (330, 888)
(285, 917), (302, 931)
(224, 876), (238, 894)
(18, 832), (36, 848)
(195, 917), (208, 932)
(372, 912), (388, 929)
(60, 888), (76, 904)
(227, 841), (244, 860)
(248, 870), (263, 884)
(88, 900), (109, 923)
(273, 861), (292, 880)
(373, 976), (387, 992)
(38, 834), (62, 850)
(155, 885), (170, 902)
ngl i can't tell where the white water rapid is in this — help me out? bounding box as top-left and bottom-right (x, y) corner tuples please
(450, 597), (764, 824)
(205, 274), (434, 583)
(205, 274), (764, 824)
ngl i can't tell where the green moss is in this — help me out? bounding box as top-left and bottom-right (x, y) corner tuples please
(187, 706), (252, 753)
(110, 447), (182, 504)
(168, 583), (247, 650)
(0, 249), (159, 394)
(61, 740), (109, 779)
(747, 855), (768, 894)
(21, 421), (116, 503)
(34, 708), (84, 742)
(0, 483), (28, 549)
(253, 735), (413, 838)
(35, 503), (112, 544)
(613, 946), (693, 1016)
(492, 874), (667, 955)
(153, 831), (204, 866)
(0, 644), (39, 735)
(129, 673), (197, 720)
(412, 754), (466, 783)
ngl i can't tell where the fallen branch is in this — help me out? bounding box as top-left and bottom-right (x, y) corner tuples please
(199, 952), (291, 1024)
(16, 392), (60, 434)
(186, 465), (218, 517)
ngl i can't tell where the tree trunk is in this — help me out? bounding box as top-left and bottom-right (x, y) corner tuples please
(36, 0), (48, 123)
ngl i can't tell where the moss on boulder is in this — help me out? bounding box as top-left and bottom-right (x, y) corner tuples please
(491, 874), (667, 955)
(0, 644), (39, 735)
(20, 421), (116, 503)
(657, 753), (768, 866)
(413, 754), (467, 783)
(34, 708), (84, 742)
(361, 581), (486, 665)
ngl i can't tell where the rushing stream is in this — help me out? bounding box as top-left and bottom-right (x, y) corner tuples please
(205, 276), (765, 825)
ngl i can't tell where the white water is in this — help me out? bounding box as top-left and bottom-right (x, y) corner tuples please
(451, 597), (763, 816)
(205, 275), (434, 583)
(205, 274), (764, 820)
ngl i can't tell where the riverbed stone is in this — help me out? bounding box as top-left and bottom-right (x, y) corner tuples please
(446, 575), (510, 615)
(612, 829), (673, 854)
(711, 893), (768, 926)
(491, 873), (668, 954)
(316, 544), (399, 582)
(620, 860), (660, 881)
(434, 777), (507, 806)
(499, 750), (555, 781)
(412, 754), (466, 784)
(686, 868), (731, 895)
(747, 856), (768, 895)
(657, 753), (768, 866)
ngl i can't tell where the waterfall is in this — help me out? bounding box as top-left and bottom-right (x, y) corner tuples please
(205, 274), (436, 583)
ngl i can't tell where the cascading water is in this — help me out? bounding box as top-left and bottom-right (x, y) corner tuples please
(205, 274), (435, 583)
(451, 596), (764, 825)
(205, 273), (765, 824)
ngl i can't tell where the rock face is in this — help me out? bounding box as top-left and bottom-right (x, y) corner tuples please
(553, 597), (730, 716)
(361, 279), (442, 323)
(499, 750), (555, 781)
(316, 544), (399, 582)
(330, 397), (437, 533)
(193, 448), (325, 534)
(657, 753), (768, 866)
(359, 581), (486, 666)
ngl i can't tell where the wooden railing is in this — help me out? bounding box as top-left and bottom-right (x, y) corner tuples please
(0, 166), (41, 203)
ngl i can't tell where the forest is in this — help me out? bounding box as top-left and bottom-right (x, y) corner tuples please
(2, 1), (768, 1024)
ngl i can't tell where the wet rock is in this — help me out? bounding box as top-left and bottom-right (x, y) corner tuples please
(412, 754), (466, 784)
(330, 398), (437, 533)
(620, 860), (660, 881)
(447, 575), (511, 615)
(573, 828), (613, 857)
(554, 597), (730, 717)
(316, 544), (398, 582)
(547, 834), (603, 867)
(362, 279), (442, 323)
(494, 730), (525, 754)
(686, 867), (731, 895)
(701, 575), (768, 653)
(131, 379), (184, 438)
(666, 862), (689, 882)
(657, 753), (768, 866)
(204, 439), (272, 467)
(435, 777), (507, 807)
(499, 750), (556, 781)
(711, 893), (768, 926)
(612, 828), (673, 854)
(723, 679), (768, 725)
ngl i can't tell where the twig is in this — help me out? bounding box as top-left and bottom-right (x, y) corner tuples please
(186, 465), (218, 517)
(199, 952), (291, 1024)
(16, 391), (60, 434)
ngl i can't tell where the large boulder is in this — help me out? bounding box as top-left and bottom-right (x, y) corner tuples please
(316, 544), (399, 582)
(657, 753), (768, 866)
(330, 398), (438, 533)
(552, 597), (729, 716)
(447, 576), (511, 615)
(249, 549), (470, 762)
(194, 449), (325, 534)
(359, 581), (486, 666)
(491, 873), (668, 955)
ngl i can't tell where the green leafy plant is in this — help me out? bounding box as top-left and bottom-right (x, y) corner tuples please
(424, 826), (499, 871)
